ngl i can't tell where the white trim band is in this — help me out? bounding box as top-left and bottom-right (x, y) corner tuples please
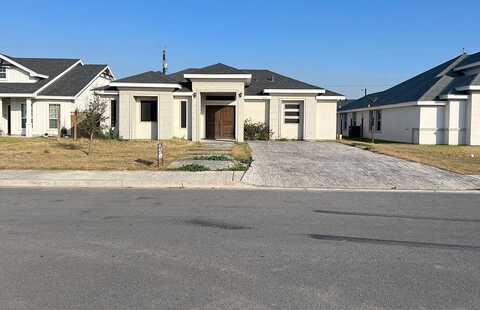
(316, 96), (346, 100)
(456, 85), (480, 91)
(264, 89), (326, 94)
(244, 95), (272, 100)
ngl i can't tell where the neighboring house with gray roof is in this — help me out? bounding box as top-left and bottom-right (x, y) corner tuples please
(0, 53), (114, 137)
(337, 52), (480, 145)
(96, 63), (344, 141)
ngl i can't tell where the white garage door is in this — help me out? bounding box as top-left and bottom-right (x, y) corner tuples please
(280, 101), (303, 140)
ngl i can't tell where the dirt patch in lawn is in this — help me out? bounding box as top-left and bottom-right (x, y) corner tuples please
(338, 138), (480, 175)
(0, 137), (198, 170)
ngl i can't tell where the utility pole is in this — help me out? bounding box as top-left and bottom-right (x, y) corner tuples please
(162, 48), (168, 75)
(368, 97), (378, 144)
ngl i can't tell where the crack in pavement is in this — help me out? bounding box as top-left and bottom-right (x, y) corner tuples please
(309, 234), (480, 251)
(313, 209), (480, 223)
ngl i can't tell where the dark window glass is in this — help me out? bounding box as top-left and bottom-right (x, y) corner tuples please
(376, 111), (382, 131)
(180, 101), (187, 128)
(285, 118), (299, 124)
(285, 111), (300, 117)
(205, 95), (236, 101)
(141, 101), (157, 122)
(111, 100), (117, 127)
(285, 104), (300, 110)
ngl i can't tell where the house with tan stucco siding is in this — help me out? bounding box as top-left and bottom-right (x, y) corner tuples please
(337, 51), (480, 145)
(96, 63), (344, 142)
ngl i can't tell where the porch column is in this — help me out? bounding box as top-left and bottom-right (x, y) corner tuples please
(0, 97), (3, 135)
(191, 92), (201, 142)
(25, 98), (33, 137)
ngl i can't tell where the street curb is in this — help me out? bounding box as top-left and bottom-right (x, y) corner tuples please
(0, 170), (245, 189)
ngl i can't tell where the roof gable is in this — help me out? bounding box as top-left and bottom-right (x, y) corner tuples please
(39, 64), (109, 97)
(0, 55), (81, 95)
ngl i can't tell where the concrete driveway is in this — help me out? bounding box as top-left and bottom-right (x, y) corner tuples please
(243, 141), (480, 190)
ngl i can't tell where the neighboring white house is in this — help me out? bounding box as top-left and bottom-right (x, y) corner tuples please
(96, 63), (344, 142)
(0, 53), (114, 137)
(337, 51), (480, 145)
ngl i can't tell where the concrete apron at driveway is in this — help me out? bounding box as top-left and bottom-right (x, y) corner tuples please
(243, 141), (480, 190)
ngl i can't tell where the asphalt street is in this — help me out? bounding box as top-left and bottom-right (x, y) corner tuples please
(0, 188), (479, 309)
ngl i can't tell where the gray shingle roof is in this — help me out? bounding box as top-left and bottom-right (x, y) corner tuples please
(188, 63), (247, 74)
(114, 71), (179, 84)
(456, 51), (480, 69)
(164, 64), (342, 96)
(0, 56), (80, 94)
(339, 53), (480, 112)
(242, 69), (333, 95)
(39, 64), (108, 96)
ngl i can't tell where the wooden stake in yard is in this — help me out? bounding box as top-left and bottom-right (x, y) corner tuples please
(72, 110), (78, 140)
(157, 143), (165, 168)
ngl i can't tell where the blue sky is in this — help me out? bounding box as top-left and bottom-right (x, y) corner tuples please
(2, 0), (479, 98)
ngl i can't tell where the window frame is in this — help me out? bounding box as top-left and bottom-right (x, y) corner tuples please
(49, 104), (61, 129)
(110, 99), (117, 128)
(0, 66), (6, 79)
(180, 100), (187, 129)
(21, 103), (26, 129)
(140, 100), (158, 122)
(376, 110), (382, 131)
(283, 102), (301, 124)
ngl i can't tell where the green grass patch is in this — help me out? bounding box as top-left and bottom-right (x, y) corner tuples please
(192, 154), (230, 161)
(219, 163), (248, 171)
(174, 164), (210, 172)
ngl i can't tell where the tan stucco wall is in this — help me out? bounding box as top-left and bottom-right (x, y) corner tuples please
(244, 99), (268, 123)
(191, 79), (245, 142)
(466, 91), (480, 145)
(316, 100), (337, 140)
(117, 88), (176, 140)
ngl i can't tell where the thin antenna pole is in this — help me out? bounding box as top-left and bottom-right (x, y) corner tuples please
(162, 48), (168, 74)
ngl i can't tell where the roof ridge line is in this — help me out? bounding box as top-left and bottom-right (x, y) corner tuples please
(420, 55), (468, 101)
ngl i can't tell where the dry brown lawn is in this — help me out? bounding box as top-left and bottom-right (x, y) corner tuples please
(338, 138), (480, 175)
(231, 143), (252, 161)
(0, 137), (199, 170)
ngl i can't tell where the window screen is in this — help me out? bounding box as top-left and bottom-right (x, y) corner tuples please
(140, 100), (157, 122)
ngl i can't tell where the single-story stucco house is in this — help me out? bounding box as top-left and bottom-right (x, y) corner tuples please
(95, 63), (344, 142)
(337, 51), (480, 145)
(0, 53), (114, 137)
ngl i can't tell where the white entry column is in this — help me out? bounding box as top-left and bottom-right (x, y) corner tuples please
(25, 98), (33, 137)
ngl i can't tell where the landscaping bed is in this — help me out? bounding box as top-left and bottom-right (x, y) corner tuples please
(0, 137), (252, 171)
(338, 138), (480, 175)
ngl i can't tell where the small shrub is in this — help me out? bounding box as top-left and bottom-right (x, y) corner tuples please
(244, 119), (273, 140)
(219, 163), (248, 171)
(175, 164), (210, 172)
(193, 155), (230, 161)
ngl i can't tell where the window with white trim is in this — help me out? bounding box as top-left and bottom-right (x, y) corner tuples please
(21, 104), (26, 129)
(49, 104), (60, 129)
(0, 66), (6, 79)
(284, 104), (300, 124)
(180, 100), (187, 129)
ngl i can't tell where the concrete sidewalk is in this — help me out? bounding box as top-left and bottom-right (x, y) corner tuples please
(0, 170), (245, 188)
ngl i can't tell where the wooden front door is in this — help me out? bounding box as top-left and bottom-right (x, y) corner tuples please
(206, 106), (235, 139)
